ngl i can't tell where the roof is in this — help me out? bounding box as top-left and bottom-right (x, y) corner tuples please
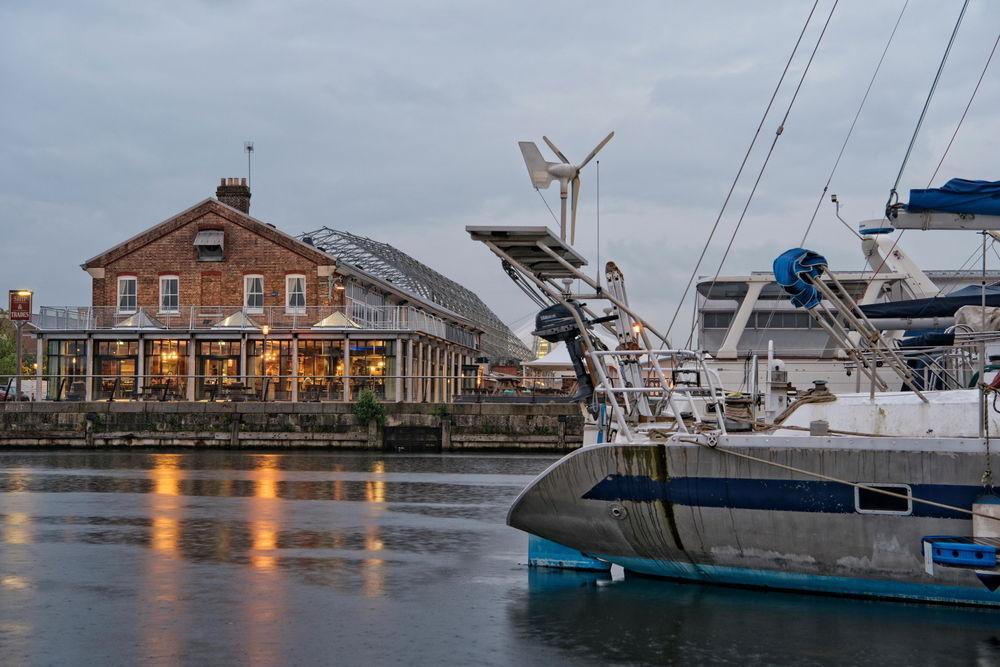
(300, 227), (532, 362)
(82, 199), (334, 269)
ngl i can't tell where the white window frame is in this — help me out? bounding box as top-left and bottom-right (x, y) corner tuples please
(159, 275), (179, 314)
(117, 276), (137, 314)
(854, 483), (912, 516)
(285, 274), (306, 314)
(244, 275), (264, 314)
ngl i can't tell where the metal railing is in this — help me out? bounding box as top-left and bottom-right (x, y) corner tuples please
(34, 304), (478, 349)
(6, 372), (482, 403)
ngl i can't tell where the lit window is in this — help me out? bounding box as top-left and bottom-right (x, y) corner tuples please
(244, 275), (264, 313)
(159, 276), (179, 313)
(286, 275), (306, 314)
(117, 276), (137, 313)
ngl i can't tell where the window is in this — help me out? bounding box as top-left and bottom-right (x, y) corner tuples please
(193, 229), (224, 261)
(286, 275), (306, 314)
(703, 311), (734, 329)
(855, 484), (911, 515)
(159, 276), (179, 313)
(117, 276), (137, 313)
(244, 275), (264, 313)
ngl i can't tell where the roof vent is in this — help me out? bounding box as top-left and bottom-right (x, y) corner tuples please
(302, 236), (314, 246)
(216, 177), (251, 214)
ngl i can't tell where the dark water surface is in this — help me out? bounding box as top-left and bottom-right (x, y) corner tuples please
(1, 450), (999, 666)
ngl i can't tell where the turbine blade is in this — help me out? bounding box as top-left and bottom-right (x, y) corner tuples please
(570, 175), (580, 245)
(578, 131), (614, 169)
(543, 136), (570, 164)
(518, 142), (555, 189)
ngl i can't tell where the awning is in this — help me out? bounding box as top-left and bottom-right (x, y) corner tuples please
(311, 312), (361, 329)
(211, 311), (258, 330)
(193, 230), (225, 248)
(114, 311), (166, 330)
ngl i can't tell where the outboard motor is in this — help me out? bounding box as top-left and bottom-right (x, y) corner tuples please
(533, 303), (596, 404)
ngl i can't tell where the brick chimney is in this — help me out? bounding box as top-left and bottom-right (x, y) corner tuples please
(216, 177), (251, 213)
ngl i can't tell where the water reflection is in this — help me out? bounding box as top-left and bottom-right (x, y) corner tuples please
(3, 512), (31, 545)
(143, 453), (184, 660)
(513, 569), (1000, 664)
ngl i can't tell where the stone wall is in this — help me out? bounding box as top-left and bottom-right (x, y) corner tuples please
(0, 402), (585, 451)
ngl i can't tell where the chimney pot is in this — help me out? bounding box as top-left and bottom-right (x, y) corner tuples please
(216, 177), (251, 214)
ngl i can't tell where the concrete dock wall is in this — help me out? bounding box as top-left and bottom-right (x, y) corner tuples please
(0, 401), (584, 451)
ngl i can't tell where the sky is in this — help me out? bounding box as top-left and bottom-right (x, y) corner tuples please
(3, 0), (1000, 342)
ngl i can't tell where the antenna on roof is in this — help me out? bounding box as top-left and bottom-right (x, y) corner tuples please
(244, 141), (254, 189)
(517, 131), (613, 245)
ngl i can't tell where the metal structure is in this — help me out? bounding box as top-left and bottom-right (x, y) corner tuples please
(300, 227), (531, 363)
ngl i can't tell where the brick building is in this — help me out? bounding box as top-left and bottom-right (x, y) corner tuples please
(34, 178), (485, 402)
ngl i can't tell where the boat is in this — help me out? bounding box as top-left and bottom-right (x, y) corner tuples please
(470, 190), (1000, 606)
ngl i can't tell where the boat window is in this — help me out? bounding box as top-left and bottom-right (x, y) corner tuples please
(750, 311), (812, 329)
(702, 311), (734, 329)
(855, 484), (911, 515)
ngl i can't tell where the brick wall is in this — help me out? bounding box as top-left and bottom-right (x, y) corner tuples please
(90, 206), (343, 312)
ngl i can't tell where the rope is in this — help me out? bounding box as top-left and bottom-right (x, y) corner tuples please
(800, 0), (909, 246)
(927, 29), (1000, 186)
(689, 0), (839, 348)
(687, 436), (1000, 522)
(885, 0), (970, 218)
(664, 0), (821, 341)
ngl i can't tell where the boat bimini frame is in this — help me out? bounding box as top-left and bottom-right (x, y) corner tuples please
(467, 225), (728, 441)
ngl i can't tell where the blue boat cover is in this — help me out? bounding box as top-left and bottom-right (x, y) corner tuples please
(858, 283), (1000, 319)
(773, 248), (827, 309)
(908, 179), (1000, 215)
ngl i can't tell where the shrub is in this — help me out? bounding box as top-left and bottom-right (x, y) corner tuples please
(353, 389), (386, 427)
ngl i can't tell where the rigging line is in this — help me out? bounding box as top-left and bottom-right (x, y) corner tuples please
(800, 0), (909, 246)
(688, 0), (839, 348)
(928, 29), (1000, 186)
(886, 0), (970, 215)
(534, 187), (560, 227)
(663, 0), (821, 340)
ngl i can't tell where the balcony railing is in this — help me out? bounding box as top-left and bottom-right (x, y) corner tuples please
(34, 305), (479, 349)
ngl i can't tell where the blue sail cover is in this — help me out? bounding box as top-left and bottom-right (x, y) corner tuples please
(773, 248), (827, 309)
(907, 179), (1000, 215)
(859, 283), (1000, 319)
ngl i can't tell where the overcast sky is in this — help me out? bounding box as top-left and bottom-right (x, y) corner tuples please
(3, 0), (999, 340)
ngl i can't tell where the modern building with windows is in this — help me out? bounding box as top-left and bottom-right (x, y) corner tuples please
(34, 178), (529, 402)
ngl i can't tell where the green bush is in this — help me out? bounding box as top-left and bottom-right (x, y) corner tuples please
(431, 404), (449, 419)
(353, 389), (386, 426)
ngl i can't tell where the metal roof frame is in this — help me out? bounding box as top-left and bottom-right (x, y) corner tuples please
(300, 227), (531, 362)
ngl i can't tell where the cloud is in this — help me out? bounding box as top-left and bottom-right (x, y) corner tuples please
(2, 0), (1000, 342)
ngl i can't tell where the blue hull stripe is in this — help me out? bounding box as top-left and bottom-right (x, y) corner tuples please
(582, 475), (983, 519)
(598, 555), (1000, 606)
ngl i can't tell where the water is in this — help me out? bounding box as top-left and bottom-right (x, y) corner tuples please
(1, 450), (999, 666)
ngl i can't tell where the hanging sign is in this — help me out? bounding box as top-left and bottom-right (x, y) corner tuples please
(8, 290), (32, 321)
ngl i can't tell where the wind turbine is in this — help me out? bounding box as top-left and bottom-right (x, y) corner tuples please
(518, 132), (614, 244)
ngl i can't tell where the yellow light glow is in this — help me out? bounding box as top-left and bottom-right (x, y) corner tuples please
(152, 516), (179, 553)
(4, 512), (30, 545)
(261, 325), (270, 337)
(631, 322), (643, 335)
(15, 290), (32, 297)
(152, 453), (182, 496)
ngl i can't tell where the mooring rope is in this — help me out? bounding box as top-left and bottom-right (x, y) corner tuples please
(682, 435), (1000, 522)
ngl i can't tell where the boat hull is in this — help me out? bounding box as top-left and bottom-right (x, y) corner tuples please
(508, 437), (1000, 606)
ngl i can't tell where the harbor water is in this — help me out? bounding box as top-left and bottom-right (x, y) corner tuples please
(1, 450), (999, 665)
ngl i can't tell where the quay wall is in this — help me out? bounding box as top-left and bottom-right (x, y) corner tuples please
(0, 402), (584, 452)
